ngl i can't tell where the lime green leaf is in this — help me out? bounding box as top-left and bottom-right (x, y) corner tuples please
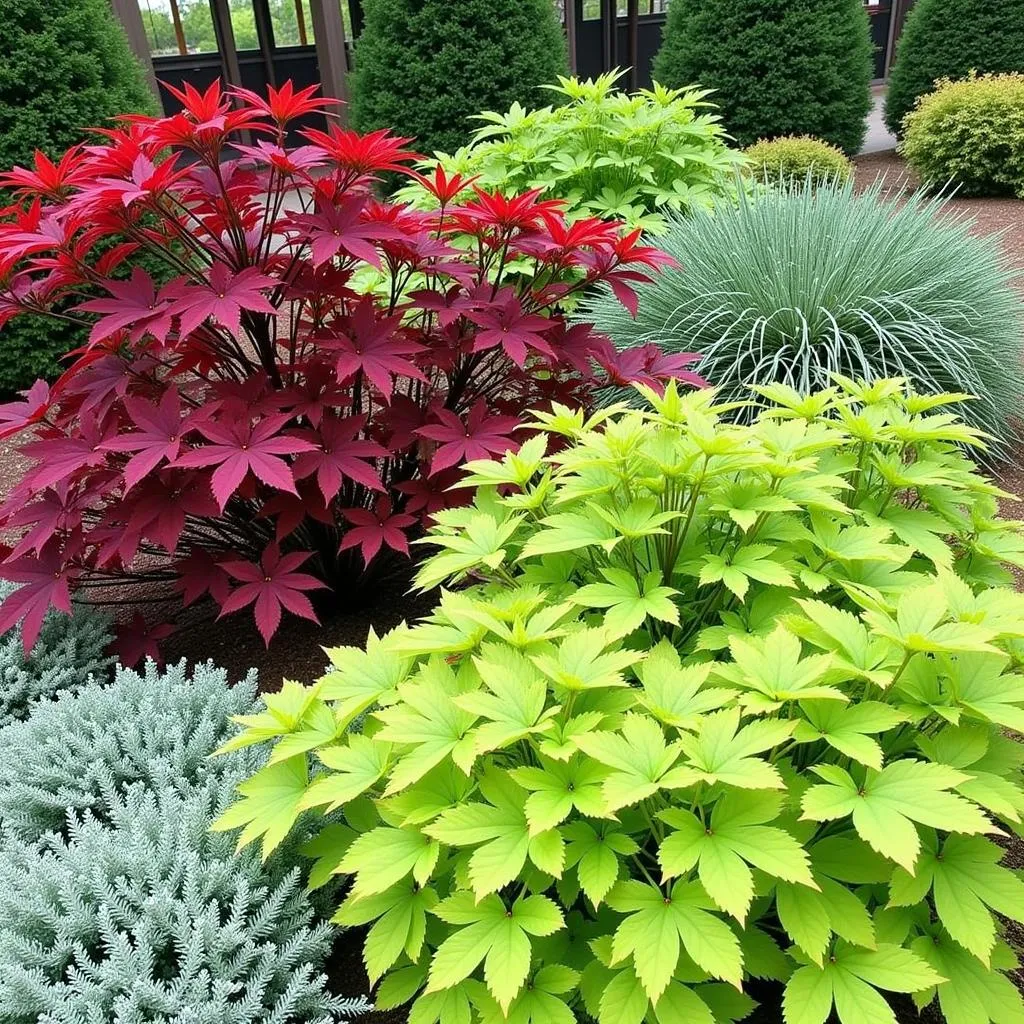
(572, 568), (680, 637)
(659, 791), (815, 921)
(375, 660), (479, 794)
(563, 820), (637, 907)
(210, 755), (308, 859)
(456, 644), (560, 755)
(607, 879), (744, 999)
(800, 760), (995, 871)
(321, 627), (412, 721)
(598, 968), (649, 1024)
(794, 701), (905, 771)
(216, 679), (325, 754)
(699, 543), (795, 601)
(654, 982), (715, 1024)
(634, 639), (736, 729)
(338, 826), (439, 900)
(673, 708), (795, 790)
(889, 834), (1024, 965)
(531, 627), (643, 692)
(299, 734), (391, 812)
(427, 892), (563, 1011)
(509, 755), (608, 834)
(573, 712), (686, 812)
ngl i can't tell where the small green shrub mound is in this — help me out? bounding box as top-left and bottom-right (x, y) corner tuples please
(0, 0), (158, 394)
(217, 379), (1024, 1024)
(653, 0), (873, 154)
(884, 0), (1024, 137)
(745, 135), (852, 189)
(901, 73), (1024, 198)
(350, 0), (567, 158)
(0, 663), (368, 1023)
(396, 72), (745, 232)
(579, 177), (1024, 454)
(0, 659), (259, 841)
(0, 581), (113, 728)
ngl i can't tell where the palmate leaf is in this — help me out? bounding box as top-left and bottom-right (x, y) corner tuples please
(672, 707), (796, 790)
(783, 943), (945, 1024)
(338, 825), (440, 901)
(456, 644), (560, 755)
(948, 652), (1024, 731)
(572, 712), (688, 812)
(658, 791), (816, 921)
(863, 588), (1001, 657)
(787, 598), (894, 688)
(697, 543), (796, 601)
(562, 820), (637, 907)
(571, 567), (679, 637)
(468, 965), (578, 1024)
(299, 734), (392, 812)
(374, 659), (479, 795)
(334, 882), (438, 982)
(424, 770), (564, 896)
(210, 754), (308, 859)
(319, 626), (413, 726)
(415, 512), (524, 591)
(800, 760), (995, 871)
(426, 891), (563, 1012)
(606, 879), (744, 1001)
(531, 626), (643, 692)
(509, 755), (608, 834)
(911, 932), (1024, 1024)
(889, 834), (1024, 965)
(713, 627), (847, 710)
(793, 700), (906, 771)
(634, 639), (737, 729)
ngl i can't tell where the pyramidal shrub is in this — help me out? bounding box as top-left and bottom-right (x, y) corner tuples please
(217, 379), (1024, 1024)
(0, 580), (113, 728)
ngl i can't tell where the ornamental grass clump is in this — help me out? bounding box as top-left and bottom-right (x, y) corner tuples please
(397, 72), (745, 233)
(580, 177), (1024, 454)
(217, 379), (1024, 1024)
(0, 80), (690, 656)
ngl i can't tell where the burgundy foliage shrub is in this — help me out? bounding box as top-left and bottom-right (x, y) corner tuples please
(0, 81), (699, 651)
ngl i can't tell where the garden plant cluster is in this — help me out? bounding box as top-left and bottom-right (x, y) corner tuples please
(0, 0), (1023, 1022)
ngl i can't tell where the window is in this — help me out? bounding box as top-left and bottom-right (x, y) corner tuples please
(268, 0), (316, 47)
(581, 0), (669, 20)
(140, 0), (219, 56)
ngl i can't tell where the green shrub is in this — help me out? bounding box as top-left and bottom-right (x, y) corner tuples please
(745, 135), (852, 190)
(0, 659), (259, 841)
(0, 0), (159, 394)
(884, 0), (1024, 137)
(579, 177), (1024, 454)
(0, 581), (113, 729)
(901, 73), (1024, 198)
(396, 73), (745, 233)
(652, 0), (872, 154)
(350, 0), (568, 158)
(215, 378), (1024, 1024)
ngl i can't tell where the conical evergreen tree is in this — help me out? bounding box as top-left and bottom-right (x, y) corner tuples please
(350, 0), (569, 157)
(652, 0), (872, 155)
(0, 0), (158, 394)
(885, 0), (1024, 135)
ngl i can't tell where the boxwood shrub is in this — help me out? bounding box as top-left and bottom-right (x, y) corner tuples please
(884, 0), (1024, 137)
(745, 135), (853, 190)
(215, 379), (1024, 1024)
(902, 72), (1024, 198)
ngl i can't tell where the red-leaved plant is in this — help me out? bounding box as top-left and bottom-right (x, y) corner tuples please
(0, 81), (701, 653)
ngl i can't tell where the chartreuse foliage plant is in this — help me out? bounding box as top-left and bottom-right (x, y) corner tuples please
(744, 136), (852, 190)
(901, 73), (1024, 199)
(217, 379), (1024, 1024)
(397, 73), (745, 233)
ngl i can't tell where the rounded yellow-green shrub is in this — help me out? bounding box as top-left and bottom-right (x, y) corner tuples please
(745, 135), (853, 189)
(901, 72), (1024, 197)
